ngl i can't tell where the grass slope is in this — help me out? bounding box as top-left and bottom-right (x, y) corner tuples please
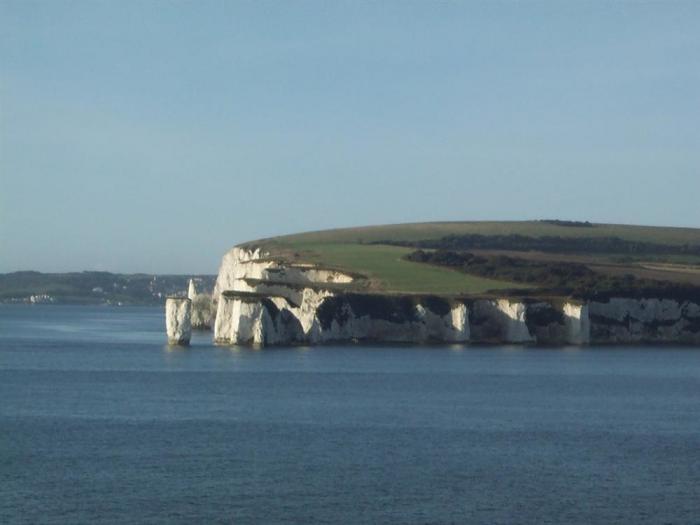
(284, 243), (522, 294)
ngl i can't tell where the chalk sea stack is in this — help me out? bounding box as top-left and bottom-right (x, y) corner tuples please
(165, 297), (192, 345)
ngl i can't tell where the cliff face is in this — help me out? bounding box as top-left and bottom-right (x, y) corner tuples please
(215, 291), (470, 345)
(210, 247), (700, 346)
(589, 298), (700, 344)
(212, 247), (353, 303)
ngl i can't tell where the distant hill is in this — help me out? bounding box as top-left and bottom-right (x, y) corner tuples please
(256, 220), (700, 247)
(0, 271), (216, 305)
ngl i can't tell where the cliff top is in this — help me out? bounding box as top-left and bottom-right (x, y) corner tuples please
(237, 220), (700, 298)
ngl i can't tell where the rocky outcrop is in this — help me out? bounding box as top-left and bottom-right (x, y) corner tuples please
(212, 246), (355, 303)
(214, 289), (469, 345)
(187, 279), (197, 301)
(212, 247), (271, 303)
(309, 293), (469, 344)
(190, 294), (214, 329)
(165, 297), (192, 345)
(588, 298), (700, 344)
(205, 245), (700, 347)
(469, 299), (533, 343)
(562, 302), (590, 344)
(214, 292), (305, 345)
(212, 287), (700, 347)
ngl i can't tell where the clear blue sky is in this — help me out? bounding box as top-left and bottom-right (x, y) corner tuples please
(1, 1), (699, 274)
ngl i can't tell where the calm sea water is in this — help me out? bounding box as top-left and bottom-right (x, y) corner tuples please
(1, 305), (699, 524)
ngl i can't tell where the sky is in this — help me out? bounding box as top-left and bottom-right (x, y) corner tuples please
(1, 1), (699, 274)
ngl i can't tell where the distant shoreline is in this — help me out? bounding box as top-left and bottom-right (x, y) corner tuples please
(0, 271), (216, 306)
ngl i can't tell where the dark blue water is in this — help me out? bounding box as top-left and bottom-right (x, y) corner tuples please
(1, 305), (699, 524)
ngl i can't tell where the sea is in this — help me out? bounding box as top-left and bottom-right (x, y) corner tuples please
(1, 304), (699, 524)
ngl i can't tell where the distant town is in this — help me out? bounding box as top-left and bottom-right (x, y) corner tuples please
(0, 271), (216, 306)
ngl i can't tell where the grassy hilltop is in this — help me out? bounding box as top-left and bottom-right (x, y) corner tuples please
(244, 221), (700, 296)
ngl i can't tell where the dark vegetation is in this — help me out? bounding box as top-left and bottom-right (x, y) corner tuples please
(405, 250), (700, 301)
(406, 250), (596, 289)
(538, 219), (594, 228)
(380, 234), (700, 256)
(0, 271), (216, 305)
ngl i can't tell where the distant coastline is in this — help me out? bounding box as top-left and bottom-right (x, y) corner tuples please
(0, 271), (215, 306)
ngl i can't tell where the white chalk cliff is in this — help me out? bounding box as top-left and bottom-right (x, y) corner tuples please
(204, 246), (700, 347)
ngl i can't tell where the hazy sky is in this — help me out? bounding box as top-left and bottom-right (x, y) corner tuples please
(1, 1), (699, 274)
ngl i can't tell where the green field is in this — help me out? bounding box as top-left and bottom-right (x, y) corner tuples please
(246, 221), (700, 295)
(283, 243), (522, 294)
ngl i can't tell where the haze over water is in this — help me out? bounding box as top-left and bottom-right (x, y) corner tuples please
(1, 305), (699, 524)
